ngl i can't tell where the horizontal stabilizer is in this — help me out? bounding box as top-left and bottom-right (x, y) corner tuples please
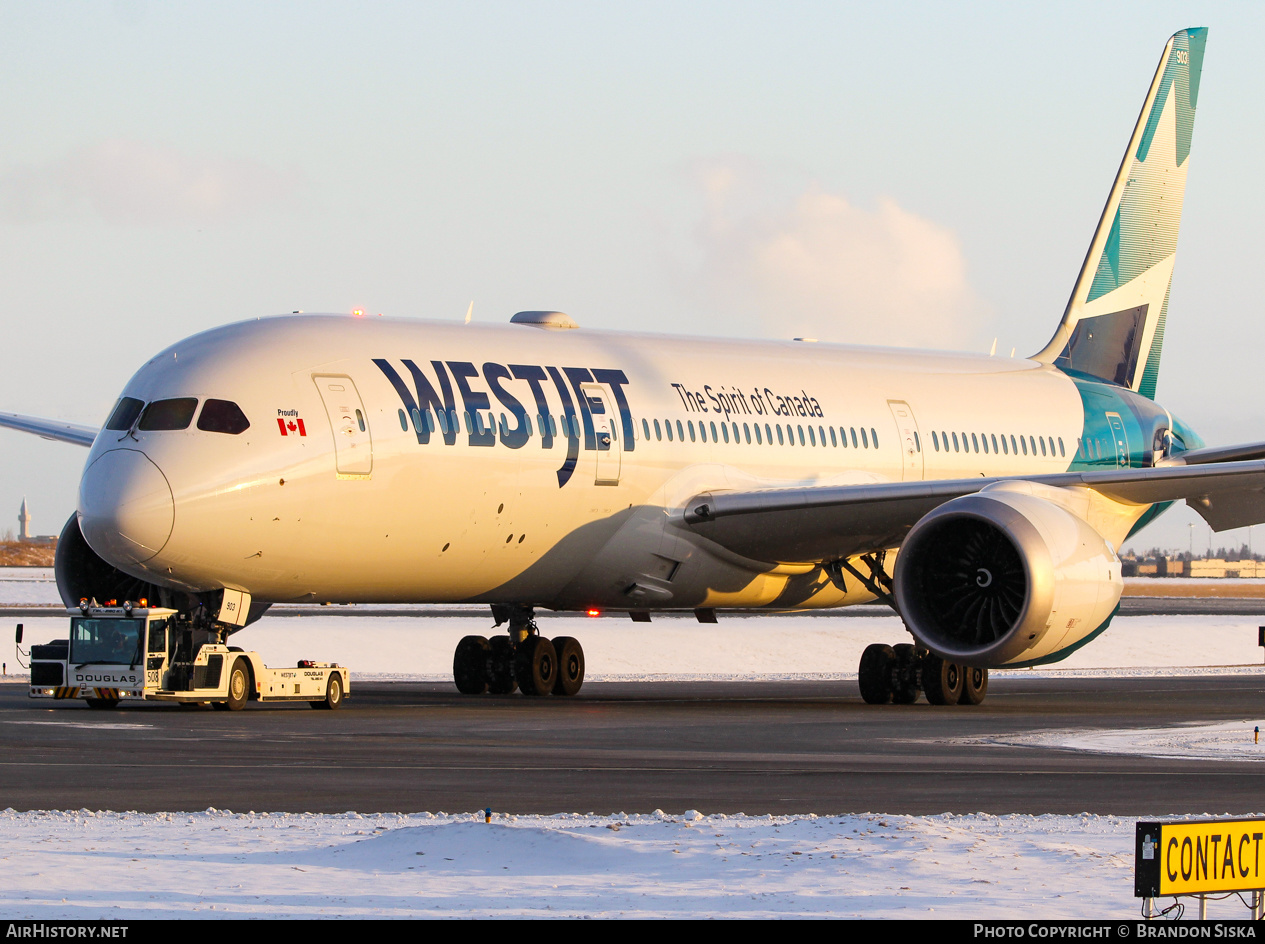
(1160, 440), (1265, 466)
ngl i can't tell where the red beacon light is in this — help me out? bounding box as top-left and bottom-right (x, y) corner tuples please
(586, 608), (601, 618)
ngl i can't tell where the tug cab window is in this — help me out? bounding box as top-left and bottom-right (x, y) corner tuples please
(70, 618), (142, 666)
(197, 399), (251, 435)
(105, 397), (145, 431)
(138, 398), (198, 431)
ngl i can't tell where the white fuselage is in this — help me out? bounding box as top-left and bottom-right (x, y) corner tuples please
(78, 314), (1097, 610)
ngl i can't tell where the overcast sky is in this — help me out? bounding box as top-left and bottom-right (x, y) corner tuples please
(1, 1), (1261, 554)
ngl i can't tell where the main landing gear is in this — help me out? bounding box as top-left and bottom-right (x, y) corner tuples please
(857, 643), (988, 706)
(452, 605), (585, 697)
(826, 554), (989, 707)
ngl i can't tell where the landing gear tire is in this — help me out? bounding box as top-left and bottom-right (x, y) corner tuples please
(858, 644), (896, 705)
(551, 636), (585, 696)
(959, 665), (989, 705)
(922, 654), (964, 706)
(487, 636), (517, 695)
(85, 697), (121, 710)
(514, 636), (557, 697)
(311, 673), (344, 710)
(224, 660), (249, 711)
(453, 635), (491, 695)
(890, 644), (920, 704)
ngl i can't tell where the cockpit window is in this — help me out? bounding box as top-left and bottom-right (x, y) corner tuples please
(105, 397), (145, 431)
(197, 399), (251, 435)
(137, 398), (198, 431)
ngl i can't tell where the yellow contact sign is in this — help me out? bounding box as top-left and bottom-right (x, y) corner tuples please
(1136, 819), (1265, 897)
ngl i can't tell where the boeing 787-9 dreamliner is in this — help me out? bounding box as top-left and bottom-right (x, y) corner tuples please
(3, 28), (1253, 707)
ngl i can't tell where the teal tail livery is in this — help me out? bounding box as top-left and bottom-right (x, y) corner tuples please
(7, 28), (1265, 708)
(1036, 28), (1207, 398)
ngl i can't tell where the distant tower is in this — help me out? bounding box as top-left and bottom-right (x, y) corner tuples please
(17, 498), (30, 542)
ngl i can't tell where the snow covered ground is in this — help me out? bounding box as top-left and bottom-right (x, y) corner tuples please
(0, 808), (1229, 919)
(0, 567), (58, 606)
(998, 720), (1265, 764)
(4, 567), (1265, 918)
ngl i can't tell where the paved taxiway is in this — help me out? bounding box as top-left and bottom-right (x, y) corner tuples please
(2, 675), (1263, 815)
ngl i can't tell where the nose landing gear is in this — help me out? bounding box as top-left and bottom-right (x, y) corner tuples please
(451, 606), (585, 697)
(858, 642), (988, 706)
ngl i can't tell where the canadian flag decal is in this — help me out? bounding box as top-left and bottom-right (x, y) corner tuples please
(277, 417), (307, 437)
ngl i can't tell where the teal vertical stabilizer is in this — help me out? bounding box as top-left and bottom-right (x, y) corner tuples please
(1035, 29), (1207, 402)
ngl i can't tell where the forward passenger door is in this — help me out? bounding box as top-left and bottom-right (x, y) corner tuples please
(312, 374), (373, 476)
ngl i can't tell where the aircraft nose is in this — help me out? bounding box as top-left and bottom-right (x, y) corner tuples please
(78, 448), (175, 565)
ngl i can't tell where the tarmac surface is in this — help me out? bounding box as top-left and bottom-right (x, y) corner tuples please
(2, 674), (1264, 815)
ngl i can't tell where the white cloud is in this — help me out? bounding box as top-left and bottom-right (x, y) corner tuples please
(678, 162), (987, 350)
(0, 139), (301, 225)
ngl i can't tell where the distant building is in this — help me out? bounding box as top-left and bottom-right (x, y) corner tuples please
(16, 498), (57, 546)
(1122, 555), (1265, 578)
(1121, 556), (1187, 577)
(1187, 558), (1265, 579)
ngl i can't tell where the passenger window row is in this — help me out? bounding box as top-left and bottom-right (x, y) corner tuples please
(105, 397), (250, 435)
(394, 406), (886, 453)
(642, 418), (881, 450)
(930, 430), (1064, 458)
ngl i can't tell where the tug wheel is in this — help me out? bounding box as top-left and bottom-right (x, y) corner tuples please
(224, 660), (249, 711)
(311, 673), (344, 710)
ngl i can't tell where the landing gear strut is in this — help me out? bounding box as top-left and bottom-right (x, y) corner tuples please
(451, 606), (585, 697)
(858, 642), (988, 706)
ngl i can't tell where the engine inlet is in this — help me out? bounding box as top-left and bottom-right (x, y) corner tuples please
(900, 516), (1028, 650)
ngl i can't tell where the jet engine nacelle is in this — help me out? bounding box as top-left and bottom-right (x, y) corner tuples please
(892, 482), (1123, 667)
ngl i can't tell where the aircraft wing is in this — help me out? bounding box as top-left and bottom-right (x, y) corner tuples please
(0, 412), (99, 447)
(683, 458), (1265, 564)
